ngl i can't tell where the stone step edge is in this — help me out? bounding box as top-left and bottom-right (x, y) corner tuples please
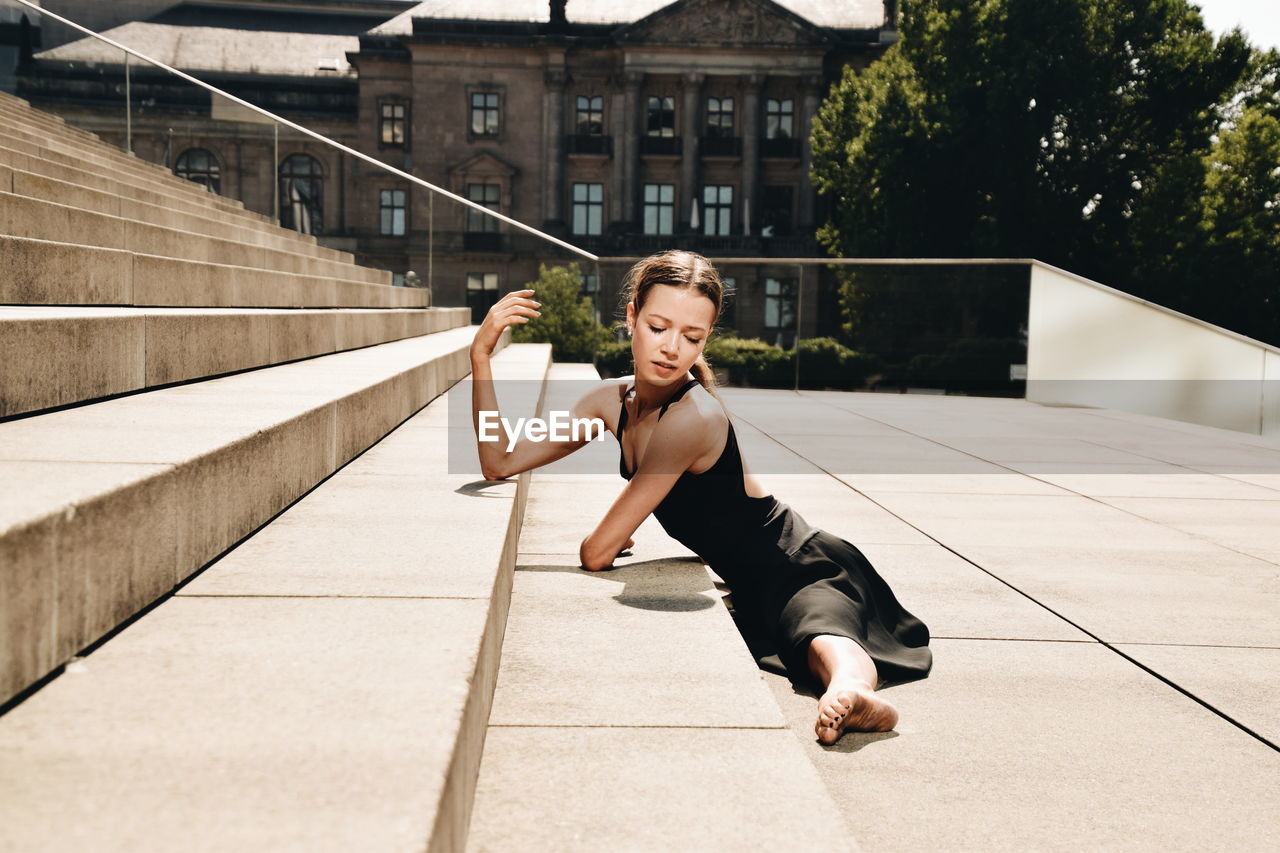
(0, 137), (350, 264)
(0, 326), (496, 705)
(0, 160), (346, 262)
(0, 306), (470, 419)
(0, 234), (425, 307)
(0, 190), (389, 286)
(0, 98), (259, 218)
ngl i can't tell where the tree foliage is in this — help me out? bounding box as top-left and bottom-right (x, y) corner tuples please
(811, 0), (1279, 343)
(511, 263), (610, 362)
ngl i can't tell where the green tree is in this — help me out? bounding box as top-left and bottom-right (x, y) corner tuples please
(1196, 104), (1280, 341)
(510, 263), (610, 362)
(811, 0), (1253, 326)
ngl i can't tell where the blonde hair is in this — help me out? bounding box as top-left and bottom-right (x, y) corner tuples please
(621, 250), (724, 391)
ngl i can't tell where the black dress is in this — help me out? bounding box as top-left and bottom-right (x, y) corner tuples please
(617, 380), (932, 691)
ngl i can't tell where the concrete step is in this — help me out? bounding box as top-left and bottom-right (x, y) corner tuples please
(1, 160), (340, 258)
(0, 137), (291, 243)
(0, 342), (551, 853)
(0, 96), (261, 221)
(466, 363), (853, 851)
(0, 92), (108, 146)
(0, 135), (355, 266)
(0, 324), (490, 706)
(0, 305), (468, 417)
(0, 234), (427, 308)
(0, 111), (259, 227)
(0, 190), (389, 286)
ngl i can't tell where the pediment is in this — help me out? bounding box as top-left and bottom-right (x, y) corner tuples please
(618, 0), (831, 48)
(448, 152), (520, 178)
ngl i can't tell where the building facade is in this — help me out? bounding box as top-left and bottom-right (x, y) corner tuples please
(16, 0), (899, 340)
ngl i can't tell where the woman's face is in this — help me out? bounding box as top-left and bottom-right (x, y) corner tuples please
(627, 285), (717, 386)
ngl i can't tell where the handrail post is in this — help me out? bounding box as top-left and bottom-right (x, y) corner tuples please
(272, 123), (279, 223)
(428, 190), (434, 292)
(793, 262), (803, 391)
(124, 52), (131, 154)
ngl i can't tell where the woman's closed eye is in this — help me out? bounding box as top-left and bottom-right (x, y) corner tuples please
(648, 325), (701, 345)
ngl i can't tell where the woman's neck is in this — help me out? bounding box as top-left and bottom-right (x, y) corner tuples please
(630, 374), (694, 415)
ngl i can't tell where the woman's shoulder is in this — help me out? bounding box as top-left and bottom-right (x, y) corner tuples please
(572, 376), (633, 417)
(663, 381), (729, 431)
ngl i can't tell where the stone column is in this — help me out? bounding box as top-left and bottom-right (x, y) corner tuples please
(615, 70), (643, 229)
(543, 69), (567, 231)
(680, 71), (704, 232)
(741, 73), (764, 236)
(798, 74), (823, 231)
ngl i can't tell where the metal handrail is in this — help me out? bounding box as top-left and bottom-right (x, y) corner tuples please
(10, 0), (599, 262)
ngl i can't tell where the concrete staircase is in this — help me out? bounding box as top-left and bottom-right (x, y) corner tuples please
(1, 93), (555, 849)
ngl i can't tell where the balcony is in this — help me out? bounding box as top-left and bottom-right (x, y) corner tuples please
(639, 136), (682, 157)
(566, 134), (613, 156)
(462, 232), (505, 252)
(761, 136), (801, 158)
(700, 136), (742, 158)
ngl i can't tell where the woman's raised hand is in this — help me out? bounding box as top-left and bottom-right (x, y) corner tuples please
(471, 289), (541, 359)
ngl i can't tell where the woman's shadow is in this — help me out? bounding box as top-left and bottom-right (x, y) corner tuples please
(516, 555), (717, 612)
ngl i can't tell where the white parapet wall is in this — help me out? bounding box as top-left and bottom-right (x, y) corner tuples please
(1026, 261), (1280, 438)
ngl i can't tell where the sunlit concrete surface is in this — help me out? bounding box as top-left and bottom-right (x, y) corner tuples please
(472, 386), (1280, 852)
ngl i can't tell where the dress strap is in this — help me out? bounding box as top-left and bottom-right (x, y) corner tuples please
(616, 384), (635, 438)
(658, 379), (700, 419)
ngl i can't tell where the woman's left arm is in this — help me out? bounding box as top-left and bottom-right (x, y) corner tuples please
(578, 405), (718, 571)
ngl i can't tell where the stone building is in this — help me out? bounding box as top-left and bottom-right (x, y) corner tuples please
(15, 0), (899, 340)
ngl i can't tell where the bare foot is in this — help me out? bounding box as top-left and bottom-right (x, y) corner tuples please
(814, 679), (898, 745)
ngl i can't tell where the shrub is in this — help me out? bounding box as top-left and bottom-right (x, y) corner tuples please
(903, 337), (1024, 395)
(511, 263), (611, 362)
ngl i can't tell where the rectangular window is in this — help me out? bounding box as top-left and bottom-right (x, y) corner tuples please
(761, 185), (793, 237)
(706, 97), (735, 138)
(576, 95), (604, 135)
(646, 96), (675, 137)
(642, 183), (675, 235)
(766, 99), (794, 139)
(764, 277), (797, 347)
(380, 102), (407, 146)
(719, 276), (737, 330)
(379, 188), (406, 236)
(702, 184), (733, 236)
(470, 92), (499, 137)
(466, 183), (500, 232)
(572, 182), (604, 235)
(467, 272), (499, 324)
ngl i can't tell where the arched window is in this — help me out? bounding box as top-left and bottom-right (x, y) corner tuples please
(279, 153), (324, 235)
(174, 148), (221, 193)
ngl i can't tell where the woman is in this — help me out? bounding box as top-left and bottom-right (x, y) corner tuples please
(470, 251), (931, 744)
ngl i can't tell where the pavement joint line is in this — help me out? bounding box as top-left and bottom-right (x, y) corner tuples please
(174, 594), (493, 600)
(1113, 641), (1280, 650)
(0, 367), (468, 720)
(732, 396), (1280, 755)
(486, 724), (786, 730)
(928, 636), (1098, 643)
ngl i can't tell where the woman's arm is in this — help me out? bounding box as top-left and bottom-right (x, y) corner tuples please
(578, 403), (719, 570)
(470, 289), (608, 480)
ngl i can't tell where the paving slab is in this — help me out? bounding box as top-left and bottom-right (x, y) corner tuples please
(491, 555), (782, 728)
(468, 727), (854, 852)
(1097, 496), (1280, 565)
(1113, 643), (1280, 743)
(1001, 462), (1280, 499)
(762, 638), (1280, 853)
(864, 491), (1225, 552)
(0, 596), (490, 853)
(945, 544), (1280, 647)
(749, 473), (936, 545)
(855, 543), (1090, 642)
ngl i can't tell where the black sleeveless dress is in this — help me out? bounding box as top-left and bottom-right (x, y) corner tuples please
(617, 380), (932, 690)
